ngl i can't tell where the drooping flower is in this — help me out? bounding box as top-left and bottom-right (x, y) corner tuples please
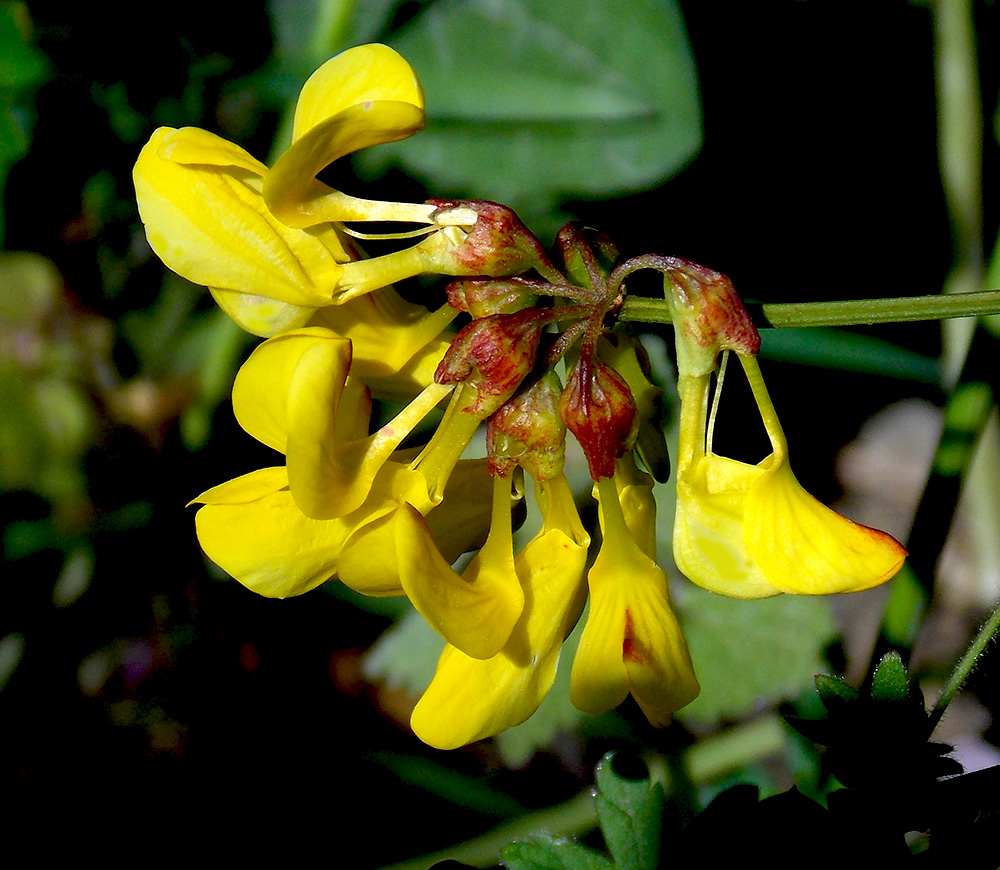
(410, 472), (590, 749)
(665, 259), (907, 598)
(571, 458), (700, 725)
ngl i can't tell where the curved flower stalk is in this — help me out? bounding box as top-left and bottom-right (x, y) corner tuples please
(663, 259), (908, 598)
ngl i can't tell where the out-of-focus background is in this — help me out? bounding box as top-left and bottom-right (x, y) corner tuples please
(3, 1), (999, 864)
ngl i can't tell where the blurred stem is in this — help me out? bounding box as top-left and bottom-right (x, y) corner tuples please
(377, 788), (597, 870)
(931, 0), (983, 384)
(929, 597), (1000, 734)
(620, 288), (1000, 329)
(307, 0), (356, 69)
(380, 719), (787, 870)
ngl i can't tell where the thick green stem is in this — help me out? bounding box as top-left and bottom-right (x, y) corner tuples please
(619, 288), (1000, 329)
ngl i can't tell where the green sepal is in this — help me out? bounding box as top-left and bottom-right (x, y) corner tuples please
(870, 651), (910, 703)
(501, 836), (613, 870)
(592, 752), (663, 870)
(814, 673), (860, 711)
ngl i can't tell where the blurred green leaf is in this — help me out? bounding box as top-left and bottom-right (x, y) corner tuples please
(360, 0), (701, 228)
(502, 837), (613, 870)
(0, 2), (49, 245)
(362, 606), (444, 695)
(0, 3), (48, 92)
(678, 587), (838, 723)
(0, 632), (25, 692)
(759, 327), (940, 383)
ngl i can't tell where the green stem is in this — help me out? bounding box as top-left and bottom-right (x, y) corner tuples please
(619, 288), (1000, 329)
(377, 789), (597, 870)
(929, 597), (1000, 734)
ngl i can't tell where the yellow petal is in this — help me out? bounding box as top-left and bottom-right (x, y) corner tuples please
(411, 524), (588, 749)
(134, 126), (344, 306)
(231, 327), (356, 455)
(191, 467), (350, 598)
(572, 477), (699, 722)
(265, 101), (426, 228)
(673, 453), (779, 599)
(288, 359), (451, 519)
(394, 504), (524, 660)
(291, 44), (424, 141)
(744, 461), (907, 594)
(395, 476), (525, 659)
(210, 288), (316, 338)
(421, 458), (495, 563)
(310, 286), (457, 384)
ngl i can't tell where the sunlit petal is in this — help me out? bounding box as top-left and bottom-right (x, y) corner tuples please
(191, 467), (350, 598)
(230, 327), (355, 455)
(744, 461), (908, 595)
(291, 43), (423, 141)
(134, 126), (345, 306)
(267, 101), (427, 228)
(395, 477), (525, 660)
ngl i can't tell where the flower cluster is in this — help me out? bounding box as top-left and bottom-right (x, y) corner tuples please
(134, 45), (906, 750)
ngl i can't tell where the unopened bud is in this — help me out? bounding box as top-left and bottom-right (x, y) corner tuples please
(425, 199), (553, 278)
(556, 223), (620, 289)
(487, 371), (566, 481)
(435, 310), (542, 416)
(560, 357), (637, 480)
(445, 277), (539, 318)
(663, 258), (760, 370)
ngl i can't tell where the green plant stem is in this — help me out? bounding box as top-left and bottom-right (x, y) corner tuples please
(929, 598), (1000, 734)
(619, 288), (1000, 329)
(377, 788), (597, 870)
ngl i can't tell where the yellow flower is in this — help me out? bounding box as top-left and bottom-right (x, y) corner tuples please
(665, 262), (907, 599)
(133, 44), (479, 337)
(191, 327), (494, 598)
(410, 473), (590, 749)
(571, 459), (700, 725)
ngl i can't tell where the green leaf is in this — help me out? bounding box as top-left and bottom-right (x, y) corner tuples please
(361, 0), (701, 227)
(593, 752), (663, 870)
(759, 327), (940, 383)
(678, 587), (838, 723)
(502, 836), (613, 870)
(361, 606), (444, 695)
(0, 3), (49, 92)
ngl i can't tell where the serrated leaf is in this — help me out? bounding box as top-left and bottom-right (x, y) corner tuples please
(502, 836), (614, 870)
(360, 0), (700, 225)
(593, 752), (663, 870)
(678, 587), (838, 723)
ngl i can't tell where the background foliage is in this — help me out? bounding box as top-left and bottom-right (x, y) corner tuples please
(2, 0), (1000, 865)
